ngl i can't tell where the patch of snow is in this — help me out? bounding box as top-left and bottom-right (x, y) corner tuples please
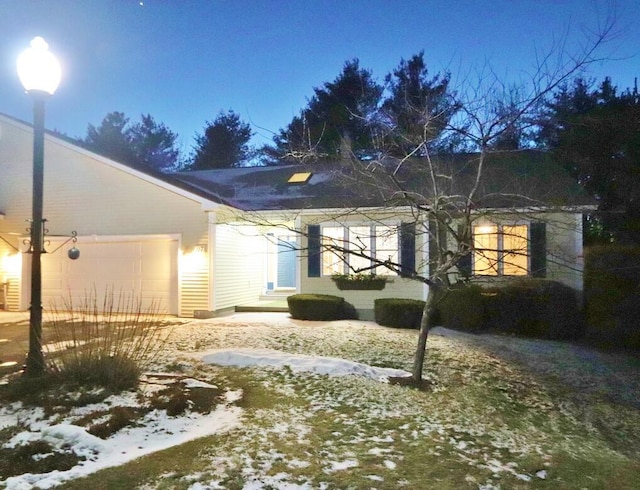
(183, 378), (218, 389)
(201, 348), (411, 382)
(383, 460), (397, 470)
(367, 474), (384, 481)
(1, 403), (242, 489)
(326, 459), (359, 473)
(536, 470), (548, 479)
(287, 459), (311, 469)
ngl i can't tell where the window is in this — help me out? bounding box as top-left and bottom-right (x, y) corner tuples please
(288, 172), (312, 184)
(374, 225), (399, 273)
(472, 224), (529, 276)
(321, 224), (399, 276)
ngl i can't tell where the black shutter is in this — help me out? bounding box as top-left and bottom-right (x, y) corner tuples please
(530, 222), (546, 278)
(307, 225), (321, 277)
(400, 222), (416, 277)
(457, 224), (472, 277)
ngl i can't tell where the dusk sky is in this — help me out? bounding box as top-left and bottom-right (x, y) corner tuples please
(1, 0), (638, 154)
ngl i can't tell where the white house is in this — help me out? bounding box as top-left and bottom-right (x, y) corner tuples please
(0, 114), (594, 318)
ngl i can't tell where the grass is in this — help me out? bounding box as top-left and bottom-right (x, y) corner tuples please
(46, 289), (174, 381)
(1, 315), (639, 488)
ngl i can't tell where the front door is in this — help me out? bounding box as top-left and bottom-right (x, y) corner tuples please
(276, 236), (297, 288)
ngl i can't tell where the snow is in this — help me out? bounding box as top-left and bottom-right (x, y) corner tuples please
(1, 311), (637, 488)
(200, 348), (411, 382)
(0, 318), (410, 489)
(2, 394), (242, 489)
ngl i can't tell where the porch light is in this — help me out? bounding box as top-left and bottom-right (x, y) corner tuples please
(17, 36), (61, 377)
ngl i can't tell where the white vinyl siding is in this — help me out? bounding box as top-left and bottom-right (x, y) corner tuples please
(0, 118), (212, 316)
(213, 224), (264, 311)
(0, 241), (21, 311)
(179, 245), (209, 317)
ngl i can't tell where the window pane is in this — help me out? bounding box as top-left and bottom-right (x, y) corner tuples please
(503, 225), (528, 276)
(473, 225), (498, 275)
(348, 226), (371, 273)
(375, 225), (398, 275)
(322, 226), (345, 275)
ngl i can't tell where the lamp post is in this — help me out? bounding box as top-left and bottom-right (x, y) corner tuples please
(17, 37), (61, 377)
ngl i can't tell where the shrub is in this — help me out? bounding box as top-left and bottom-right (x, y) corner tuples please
(437, 285), (487, 333)
(287, 294), (354, 320)
(46, 288), (172, 391)
(482, 279), (582, 339)
(437, 279), (582, 340)
(584, 245), (640, 350)
(374, 298), (425, 329)
(55, 355), (141, 392)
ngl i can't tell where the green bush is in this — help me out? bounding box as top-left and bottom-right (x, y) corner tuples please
(374, 298), (425, 329)
(584, 245), (640, 350)
(482, 279), (582, 339)
(437, 285), (487, 333)
(437, 279), (582, 340)
(287, 294), (355, 321)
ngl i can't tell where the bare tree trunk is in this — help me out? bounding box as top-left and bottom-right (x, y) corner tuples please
(412, 283), (441, 382)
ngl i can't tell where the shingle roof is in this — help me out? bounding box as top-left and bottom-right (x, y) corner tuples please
(161, 150), (596, 212)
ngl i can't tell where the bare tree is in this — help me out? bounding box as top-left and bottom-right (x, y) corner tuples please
(226, 18), (614, 383)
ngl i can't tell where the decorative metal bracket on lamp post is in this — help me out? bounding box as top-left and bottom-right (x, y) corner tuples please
(17, 37), (61, 377)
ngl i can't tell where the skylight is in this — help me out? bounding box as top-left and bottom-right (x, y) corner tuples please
(288, 172), (312, 184)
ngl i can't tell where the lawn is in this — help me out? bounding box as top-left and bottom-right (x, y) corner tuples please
(1, 312), (639, 489)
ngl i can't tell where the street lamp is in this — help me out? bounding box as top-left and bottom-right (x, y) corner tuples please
(17, 37), (61, 377)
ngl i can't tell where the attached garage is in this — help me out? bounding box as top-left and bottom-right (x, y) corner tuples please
(36, 235), (179, 315)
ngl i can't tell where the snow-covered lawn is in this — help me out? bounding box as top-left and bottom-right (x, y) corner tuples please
(1, 313), (639, 489)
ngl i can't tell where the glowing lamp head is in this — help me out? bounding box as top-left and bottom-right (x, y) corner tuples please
(17, 37), (61, 95)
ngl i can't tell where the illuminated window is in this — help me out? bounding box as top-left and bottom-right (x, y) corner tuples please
(321, 225), (399, 276)
(348, 226), (371, 273)
(374, 226), (399, 275)
(288, 172), (312, 184)
(322, 226), (345, 275)
(502, 225), (528, 275)
(473, 224), (529, 276)
(473, 225), (499, 275)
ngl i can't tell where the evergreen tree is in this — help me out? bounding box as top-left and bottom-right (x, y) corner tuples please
(381, 52), (459, 155)
(272, 59), (383, 161)
(129, 114), (180, 172)
(83, 112), (180, 172)
(190, 110), (254, 170)
(84, 112), (136, 165)
(540, 77), (640, 243)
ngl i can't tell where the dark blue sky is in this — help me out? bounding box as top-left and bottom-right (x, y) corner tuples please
(1, 0), (638, 153)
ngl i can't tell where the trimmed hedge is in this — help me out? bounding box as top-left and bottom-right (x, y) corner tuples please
(374, 298), (425, 329)
(584, 245), (640, 350)
(287, 294), (356, 321)
(437, 279), (582, 340)
(438, 284), (486, 333)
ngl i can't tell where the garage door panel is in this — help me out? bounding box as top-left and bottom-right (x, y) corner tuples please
(41, 238), (178, 314)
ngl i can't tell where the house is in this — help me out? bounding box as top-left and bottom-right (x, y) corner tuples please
(0, 113), (594, 318)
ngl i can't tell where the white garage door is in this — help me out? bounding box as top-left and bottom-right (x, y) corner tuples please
(40, 236), (179, 314)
